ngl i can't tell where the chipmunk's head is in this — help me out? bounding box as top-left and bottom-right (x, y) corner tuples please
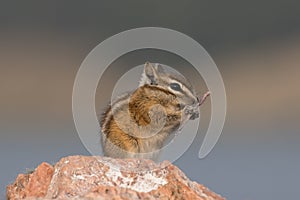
(139, 62), (200, 120)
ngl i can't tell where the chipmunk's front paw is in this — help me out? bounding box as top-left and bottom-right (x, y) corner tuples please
(189, 112), (199, 120)
(184, 106), (199, 120)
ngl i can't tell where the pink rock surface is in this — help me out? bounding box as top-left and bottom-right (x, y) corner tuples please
(7, 155), (225, 200)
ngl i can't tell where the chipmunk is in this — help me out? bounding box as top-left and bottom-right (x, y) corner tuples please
(100, 62), (209, 161)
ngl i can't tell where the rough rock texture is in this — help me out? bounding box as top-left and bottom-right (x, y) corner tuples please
(7, 155), (225, 200)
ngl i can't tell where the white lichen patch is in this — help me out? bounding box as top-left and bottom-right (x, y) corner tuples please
(132, 170), (168, 193)
(71, 173), (97, 181)
(103, 160), (168, 193)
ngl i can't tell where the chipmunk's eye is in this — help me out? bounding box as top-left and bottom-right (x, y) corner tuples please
(170, 82), (182, 91)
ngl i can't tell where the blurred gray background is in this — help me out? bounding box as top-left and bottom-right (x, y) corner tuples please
(1, 1), (300, 199)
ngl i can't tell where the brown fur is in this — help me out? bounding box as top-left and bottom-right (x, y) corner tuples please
(101, 85), (182, 158)
(100, 62), (199, 160)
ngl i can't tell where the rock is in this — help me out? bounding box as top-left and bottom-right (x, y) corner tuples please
(7, 162), (54, 200)
(7, 155), (225, 200)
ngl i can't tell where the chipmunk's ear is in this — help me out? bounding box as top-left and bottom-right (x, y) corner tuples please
(139, 62), (160, 86)
(154, 63), (165, 74)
